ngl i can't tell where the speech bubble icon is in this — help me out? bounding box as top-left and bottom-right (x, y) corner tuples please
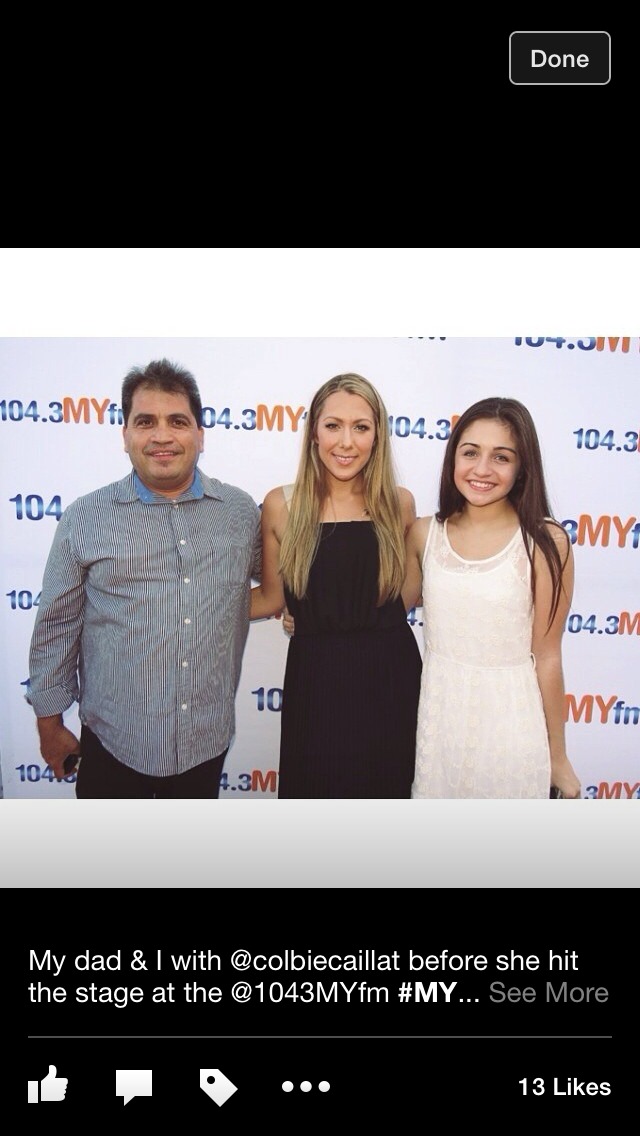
(115, 1069), (153, 1106)
(200, 1068), (238, 1106)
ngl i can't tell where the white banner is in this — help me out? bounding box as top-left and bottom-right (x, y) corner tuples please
(1, 336), (637, 799)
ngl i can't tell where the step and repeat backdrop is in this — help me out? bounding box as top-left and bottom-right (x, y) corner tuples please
(1, 336), (637, 799)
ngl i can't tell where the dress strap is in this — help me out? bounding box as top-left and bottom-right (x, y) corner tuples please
(282, 483), (295, 511)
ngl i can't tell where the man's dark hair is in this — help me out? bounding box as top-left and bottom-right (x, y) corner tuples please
(121, 359), (203, 425)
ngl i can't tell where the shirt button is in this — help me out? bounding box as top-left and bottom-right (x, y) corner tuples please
(182, 661), (188, 668)
(180, 539), (186, 545)
(184, 577), (190, 583)
(184, 618), (192, 625)
(181, 703), (188, 710)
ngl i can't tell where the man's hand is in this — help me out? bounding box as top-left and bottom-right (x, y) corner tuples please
(37, 715), (80, 779)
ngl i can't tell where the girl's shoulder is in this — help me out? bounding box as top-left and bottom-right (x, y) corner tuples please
(532, 519), (573, 573)
(414, 514), (433, 535)
(407, 514), (433, 556)
(397, 485), (415, 508)
(261, 485), (294, 533)
(262, 484), (292, 509)
(395, 485), (415, 526)
(539, 518), (572, 553)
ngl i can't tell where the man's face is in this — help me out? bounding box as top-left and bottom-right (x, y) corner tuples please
(122, 386), (204, 497)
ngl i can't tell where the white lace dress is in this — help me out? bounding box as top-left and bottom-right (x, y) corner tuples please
(411, 519), (551, 799)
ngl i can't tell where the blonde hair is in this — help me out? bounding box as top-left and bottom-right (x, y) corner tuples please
(279, 373), (406, 602)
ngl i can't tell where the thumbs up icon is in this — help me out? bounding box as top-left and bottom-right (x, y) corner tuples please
(28, 1066), (69, 1103)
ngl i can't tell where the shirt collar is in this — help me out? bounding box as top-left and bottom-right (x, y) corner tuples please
(133, 468), (205, 503)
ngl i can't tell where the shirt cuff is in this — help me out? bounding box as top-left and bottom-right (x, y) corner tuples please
(27, 687), (77, 717)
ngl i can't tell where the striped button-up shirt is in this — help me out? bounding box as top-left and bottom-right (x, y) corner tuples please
(28, 469), (262, 776)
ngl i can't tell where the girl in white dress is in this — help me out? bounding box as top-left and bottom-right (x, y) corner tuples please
(404, 397), (581, 800)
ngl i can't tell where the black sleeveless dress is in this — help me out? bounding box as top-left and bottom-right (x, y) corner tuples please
(278, 522), (422, 798)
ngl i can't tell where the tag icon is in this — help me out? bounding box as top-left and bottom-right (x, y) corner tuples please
(199, 1068), (238, 1106)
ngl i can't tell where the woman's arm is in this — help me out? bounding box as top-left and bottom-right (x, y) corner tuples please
(250, 488), (287, 620)
(402, 516), (429, 611)
(531, 524), (581, 798)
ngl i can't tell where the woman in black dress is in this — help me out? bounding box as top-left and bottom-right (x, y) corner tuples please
(251, 373), (422, 798)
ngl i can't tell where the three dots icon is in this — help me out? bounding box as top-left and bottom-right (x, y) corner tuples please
(282, 1081), (330, 1093)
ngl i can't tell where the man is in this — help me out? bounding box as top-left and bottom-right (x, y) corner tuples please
(28, 359), (261, 798)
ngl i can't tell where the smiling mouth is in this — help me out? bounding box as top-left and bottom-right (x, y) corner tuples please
(468, 480), (495, 490)
(333, 454), (357, 463)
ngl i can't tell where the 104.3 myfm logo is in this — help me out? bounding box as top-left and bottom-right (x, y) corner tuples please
(0, 397), (123, 424)
(584, 781), (640, 799)
(562, 516), (640, 548)
(565, 694), (639, 725)
(514, 336), (638, 353)
(0, 397), (308, 431)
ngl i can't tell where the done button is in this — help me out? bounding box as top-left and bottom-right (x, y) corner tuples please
(510, 31), (611, 85)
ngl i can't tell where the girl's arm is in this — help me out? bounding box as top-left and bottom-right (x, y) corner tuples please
(402, 517), (430, 611)
(250, 488), (287, 620)
(531, 524), (581, 798)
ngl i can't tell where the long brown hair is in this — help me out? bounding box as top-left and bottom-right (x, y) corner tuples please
(279, 373), (405, 602)
(437, 397), (570, 626)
